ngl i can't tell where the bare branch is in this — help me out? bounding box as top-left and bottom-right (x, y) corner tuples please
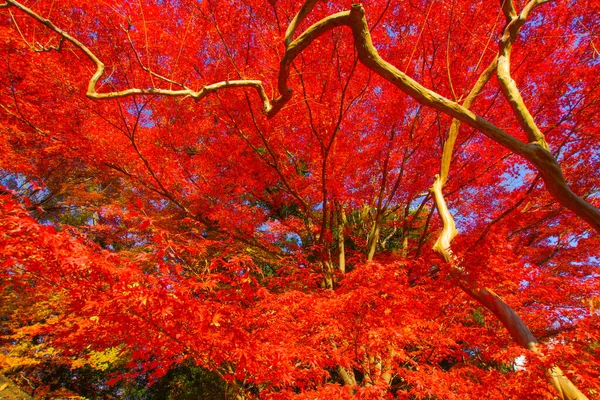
(4, 0), (273, 113)
(34, 35), (64, 52)
(440, 56), (498, 185)
(284, 0), (321, 47)
(500, 0), (517, 22)
(5, 0), (598, 232)
(271, 10), (350, 116)
(496, 0), (552, 149)
(429, 174), (458, 262)
(341, 5), (600, 232)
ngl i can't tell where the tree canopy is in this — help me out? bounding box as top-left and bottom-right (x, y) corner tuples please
(0, 0), (599, 398)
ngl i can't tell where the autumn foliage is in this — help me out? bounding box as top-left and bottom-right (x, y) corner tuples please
(0, 0), (599, 398)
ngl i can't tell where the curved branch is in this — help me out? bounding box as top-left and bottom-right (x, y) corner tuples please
(497, 0), (552, 149)
(8, 0), (599, 234)
(430, 174), (457, 261)
(342, 4), (600, 232)
(440, 56), (498, 185)
(4, 1), (598, 231)
(270, 10), (350, 117)
(284, 0), (321, 47)
(4, 0), (273, 113)
(267, 3), (600, 231)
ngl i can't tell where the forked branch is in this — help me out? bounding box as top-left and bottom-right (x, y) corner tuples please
(2, 0), (596, 397)
(497, 0), (553, 149)
(427, 2), (589, 398)
(5, 0), (600, 234)
(270, 3), (600, 231)
(2, 0), (273, 113)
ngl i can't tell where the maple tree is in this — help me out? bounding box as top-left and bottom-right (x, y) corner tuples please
(0, 0), (599, 398)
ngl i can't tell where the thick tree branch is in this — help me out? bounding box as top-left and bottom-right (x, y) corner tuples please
(439, 57), (498, 185)
(501, 0), (518, 22)
(3, 0), (273, 113)
(430, 175), (457, 261)
(344, 5), (600, 232)
(284, 0), (321, 47)
(271, 11), (350, 117)
(7, 0), (599, 232)
(497, 0), (552, 149)
(269, 3), (600, 232)
(425, 3), (588, 397)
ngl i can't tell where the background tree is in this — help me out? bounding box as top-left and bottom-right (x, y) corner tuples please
(0, 0), (599, 398)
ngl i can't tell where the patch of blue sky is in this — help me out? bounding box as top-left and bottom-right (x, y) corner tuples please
(202, 56), (215, 67)
(408, 193), (429, 211)
(139, 108), (154, 128)
(499, 162), (532, 192)
(148, 198), (169, 211)
(156, 55), (172, 70)
(452, 206), (476, 231)
(278, 233), (302, 254)
(0, 171), (52, 204)
(257, 222), (270, 233)
(124, 103), (155, 128)
(518, 12), (545, 42)
(386, 26), (399, 40)
(285, 232), (302, 246)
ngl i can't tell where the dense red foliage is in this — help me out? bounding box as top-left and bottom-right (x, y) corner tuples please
(0, 0), (599, 398)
